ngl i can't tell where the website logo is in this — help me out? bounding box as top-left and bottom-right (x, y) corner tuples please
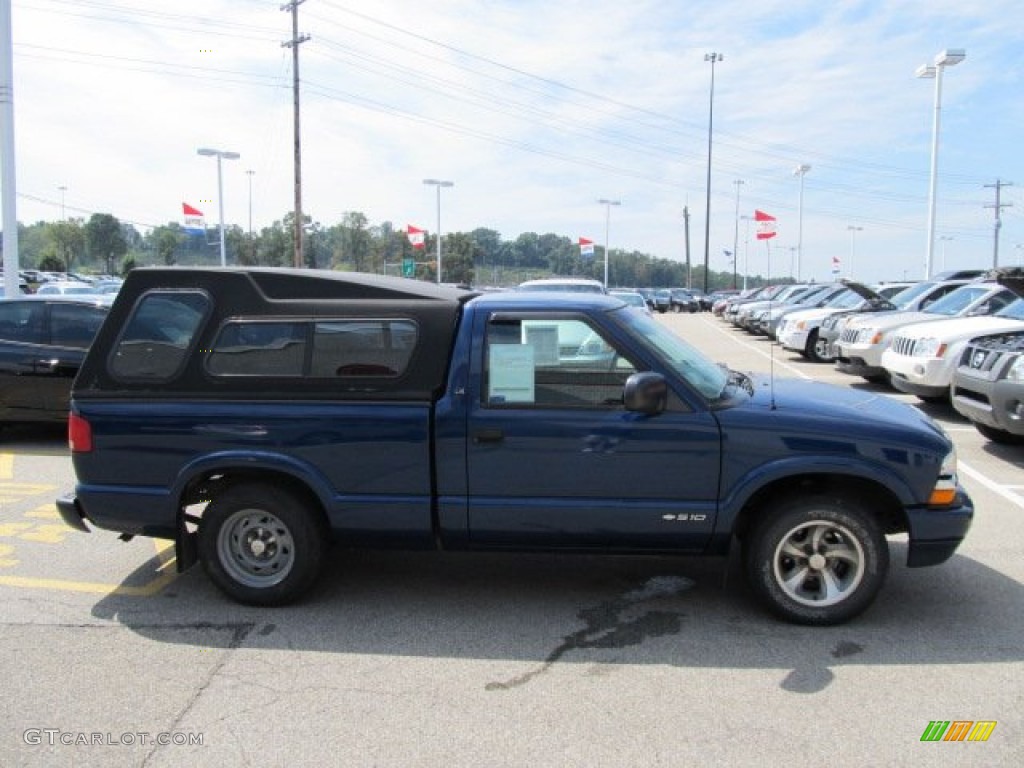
(920, 721), (997, 742)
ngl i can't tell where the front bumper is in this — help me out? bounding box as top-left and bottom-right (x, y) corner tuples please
(952, 376), (1024, 436)
(905, 487), (974, 567)
(778, 328), (809, 353)
(835, 355), (887, 379)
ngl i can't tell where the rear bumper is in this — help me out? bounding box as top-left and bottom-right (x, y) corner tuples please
(56, 493), (90, 533)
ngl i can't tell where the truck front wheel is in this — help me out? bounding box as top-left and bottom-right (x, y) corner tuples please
(744, 496), (888, 625)
(199, 483), (328, 606)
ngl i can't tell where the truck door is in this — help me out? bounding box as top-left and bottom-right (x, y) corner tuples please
(465, 311), (721, 550)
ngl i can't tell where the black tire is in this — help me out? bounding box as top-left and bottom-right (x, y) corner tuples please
(805, 329), (832, 363)
(199, 483), (328, 606)
(861, 372), (891, 386)
(975, 423), (1024, 445)
(744, 495), (889, 625)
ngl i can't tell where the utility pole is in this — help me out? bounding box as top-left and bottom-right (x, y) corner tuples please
(1, 0), (20, 298)
(282, 1), (309, 268)
(984, 179), (1013, 268)
(683, 205), (691, 289)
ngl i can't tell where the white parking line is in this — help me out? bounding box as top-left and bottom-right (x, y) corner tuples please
(698, 315), (811, 379)
(959, 461), (1024, 509)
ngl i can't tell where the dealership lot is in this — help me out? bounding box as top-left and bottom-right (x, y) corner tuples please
(1, 312), (1021, 767)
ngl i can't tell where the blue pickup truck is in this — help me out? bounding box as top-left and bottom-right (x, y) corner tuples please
(57, 268), (973, 625)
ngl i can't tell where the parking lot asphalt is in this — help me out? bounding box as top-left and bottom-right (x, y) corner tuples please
(0, 312), (1021, 767)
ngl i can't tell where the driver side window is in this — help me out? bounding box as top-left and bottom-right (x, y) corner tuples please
(484, 315), (636, 409)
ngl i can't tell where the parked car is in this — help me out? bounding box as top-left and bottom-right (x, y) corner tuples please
(609, 290), (652, 314)
(776, 286), (876, 362)
(35, 281), (100, 296)
(951, 271), (1024, 443)
(835, 280), (1013, 383)
(732, 284), (815, 332)
(0, 295), (113, 426)
(759, 283), (849, 338)
(651, 288), (672, 313)
(518, 277), (606, 294)
(668, 288), (699, 313)
(881, 286), (1024, 403)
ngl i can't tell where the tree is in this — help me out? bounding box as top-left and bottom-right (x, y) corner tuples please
(441, 232), (479, 285)
(257, 221), (290, 267)
(334, 211), (372, 272)
(150, 224), (184, 266)
(48, 219), (86, 271)
(85, 213), (127, 275)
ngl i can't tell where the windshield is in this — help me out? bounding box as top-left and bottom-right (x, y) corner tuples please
(889, 281), (939, 309)
(923, 285), (994, 316)
(995, 298), (1024, 320)
(825, 289), (864, 309)
(616, 307), (728, 399)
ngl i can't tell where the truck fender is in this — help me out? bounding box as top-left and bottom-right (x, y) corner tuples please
(713, 454), (917, 536)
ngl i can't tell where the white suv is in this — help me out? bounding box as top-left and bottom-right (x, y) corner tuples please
(881, 290), (1024, 402)
(777, 286), (871, 362)
(835, 281), (1009, 382)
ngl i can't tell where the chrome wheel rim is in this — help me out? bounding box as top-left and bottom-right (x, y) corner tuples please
(217, 508), (295, 588)
(772, 520), (865, 607)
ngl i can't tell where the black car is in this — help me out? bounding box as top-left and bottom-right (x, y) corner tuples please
(669, 288), (700, 313)
(0, 295), (112, 426)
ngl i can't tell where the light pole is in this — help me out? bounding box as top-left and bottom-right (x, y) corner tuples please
(423, 179), (453, 283)
(731, 179), (743, 289)
(847, 225), (862, 278)
(916, 48), (965, 279)
(702, 52), (723, 294)
(598, 199), (621, 289)
(246, 169), (256, 265)
(197, 147), (240, 267)
(740, 214), (751, 291)
(939, 235), (954, 271)
(794, 164), (811, 280)
(58, 185), (67, 220)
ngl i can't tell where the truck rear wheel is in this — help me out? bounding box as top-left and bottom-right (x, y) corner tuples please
(744, 495), (888, 625)
(199, 483), (328, 606)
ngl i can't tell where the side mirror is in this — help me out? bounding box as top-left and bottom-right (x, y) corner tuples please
(623, 371), (667, 415)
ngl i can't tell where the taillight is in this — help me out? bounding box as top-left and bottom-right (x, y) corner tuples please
(68, 413), (93, 453)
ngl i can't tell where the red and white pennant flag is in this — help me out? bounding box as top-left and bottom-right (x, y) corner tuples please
(406, 224), (426, 250)
(578, 237), (595, 257)
(182, 202), (205, 235)
(754, 209), (777, 240)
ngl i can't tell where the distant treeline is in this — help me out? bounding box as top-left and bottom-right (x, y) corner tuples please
(5, 210), (771, 290)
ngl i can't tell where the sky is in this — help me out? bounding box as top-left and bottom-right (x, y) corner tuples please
(5, 0), (1024, 284)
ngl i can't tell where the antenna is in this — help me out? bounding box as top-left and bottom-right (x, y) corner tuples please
(767, 241), (777, 410)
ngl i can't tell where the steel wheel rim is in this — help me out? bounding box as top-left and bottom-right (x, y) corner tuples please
(217, 508), (295, 588)
(772, 520), (865, 607)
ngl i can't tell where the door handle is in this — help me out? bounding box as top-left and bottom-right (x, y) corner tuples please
(472, 429), (505, 444)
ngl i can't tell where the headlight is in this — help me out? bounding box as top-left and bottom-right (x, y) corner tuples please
(1007, 355), (1024, 382)
(928, 448), (958, 506)
(796, 320), (806, 331)
(914, 337), (947, 358)
(856, 327), (877, 344)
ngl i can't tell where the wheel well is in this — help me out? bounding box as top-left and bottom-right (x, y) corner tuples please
(180, 468), (328, 529)
(732, 474), (906, 540)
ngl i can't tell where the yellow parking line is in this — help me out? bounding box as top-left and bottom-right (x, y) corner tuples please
(0, 541), (178, 596)
(0, 453), (12, 480)
(25, 505), (60, 519)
